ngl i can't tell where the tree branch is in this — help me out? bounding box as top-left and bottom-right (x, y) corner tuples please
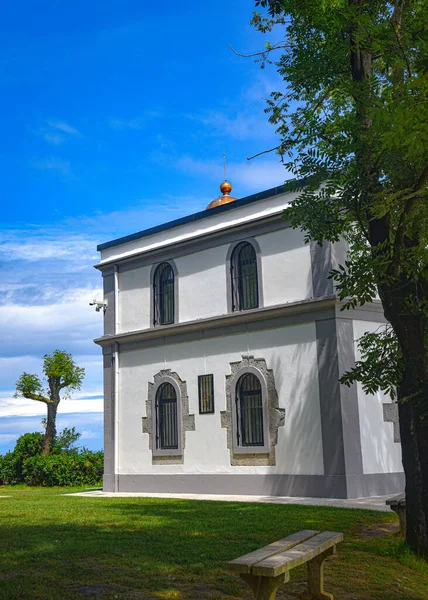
(22, 393), (51, 404)
(228, 42), (292, 59)
(247, 146), (280, 160)
(389, 15), (412, 77)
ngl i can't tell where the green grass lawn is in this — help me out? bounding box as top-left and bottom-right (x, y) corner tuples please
(0, 487), (427, 599)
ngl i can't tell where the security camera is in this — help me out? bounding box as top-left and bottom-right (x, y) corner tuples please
(90, 299), (108, 313)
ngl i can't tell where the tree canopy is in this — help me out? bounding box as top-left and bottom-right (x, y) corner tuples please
(251, 0), (428, 555)
(15, 350), (85, 455)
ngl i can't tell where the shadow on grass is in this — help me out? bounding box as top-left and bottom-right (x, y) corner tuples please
(0, 496), (425, 600)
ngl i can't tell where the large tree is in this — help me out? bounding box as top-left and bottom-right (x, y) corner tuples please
(15, 350), (85, 455)
(249, 0), (428, 554)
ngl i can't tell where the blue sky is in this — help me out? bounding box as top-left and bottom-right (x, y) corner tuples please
(0, 1), (289, 454)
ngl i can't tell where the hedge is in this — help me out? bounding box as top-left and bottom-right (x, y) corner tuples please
(22, 452), (104, 487)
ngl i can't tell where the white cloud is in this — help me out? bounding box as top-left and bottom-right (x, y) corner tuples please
(38, 120), (82, 145)
(0, 287), (103, 357)
(0, 413), (104, 454)
(65, 195), (210, 234)
(232, 159), (292, 190)
(188, 110), (275, 142)
(47, 120), (80, 135)
(0, 354), (102, 391)
(80, 429), (100, 441)
(176, 156), (292, 194)
(109, 117), (146, 130)
(0, 433), (19, 444)
(242, 72), (284, 105)
(109, 110), (162, 131)
(30, 156), (72, 177)
(0, 386), (103, 418)
(0, 237), (96, 262)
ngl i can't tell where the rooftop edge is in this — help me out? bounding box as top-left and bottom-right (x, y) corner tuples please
(97, 180), (303, 252)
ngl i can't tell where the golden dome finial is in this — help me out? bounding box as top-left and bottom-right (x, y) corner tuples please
(220, 180), (232, 195)
(206, 153), (238, 209)
(206, 179), (237, 209)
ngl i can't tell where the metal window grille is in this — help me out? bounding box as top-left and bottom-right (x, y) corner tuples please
(236, 373), (264, 447)
(156, 382), (178, 449)
(198, 374), (214, 414)
(153, 262), (174, 325)
(231, 242), (258, 311)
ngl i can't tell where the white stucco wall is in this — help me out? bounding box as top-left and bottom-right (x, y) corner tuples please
(117, 322), (324, 477)
(353, 320), (403, 474)
(258, 228), (313, 305)
(118, 266), (151, 333)
(177, 245), (228, 321)
(115, 227), (312, 331)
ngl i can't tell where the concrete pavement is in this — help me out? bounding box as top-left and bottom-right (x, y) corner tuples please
(67, 490), (393, 512)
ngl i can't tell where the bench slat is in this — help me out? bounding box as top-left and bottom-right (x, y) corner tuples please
(386, 493), (405, 506)
(228, 530), (319, 574)
(252, 531), (343, 577)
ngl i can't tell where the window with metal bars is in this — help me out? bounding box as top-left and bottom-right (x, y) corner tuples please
(236, 373), (264, 447)
(155, 382), (178, 450)
(153, 262), (174, 325)
(198, 374), (214, 414)
(230, 242), (259, 311)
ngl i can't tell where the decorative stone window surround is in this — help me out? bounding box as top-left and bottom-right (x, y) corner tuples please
(221, 355), (285, 466)
(142, 369), (195, 464)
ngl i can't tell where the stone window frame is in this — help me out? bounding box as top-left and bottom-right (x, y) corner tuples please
(226, 238), (263, 314)
(142, 369), (195, 462)
(232, 366), (270, 454)
(150, 260), (179, 328)
(221, 355), (285, 466)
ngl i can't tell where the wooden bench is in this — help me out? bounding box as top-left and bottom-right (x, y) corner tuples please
(386, 493), (406, 536)
(228, 529), (343, 600)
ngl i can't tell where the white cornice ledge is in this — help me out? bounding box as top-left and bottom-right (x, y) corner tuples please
(94, 296), (338, 348)
(94, 213), (288, 271)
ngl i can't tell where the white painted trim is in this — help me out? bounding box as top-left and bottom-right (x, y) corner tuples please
(114, 342), (120, 492)
(114, 265), (119, 335)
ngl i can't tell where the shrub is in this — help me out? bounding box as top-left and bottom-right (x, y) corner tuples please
(23, 451), (103, 487)
(0, 452), (21, 485)
(0, 432), (44, 485)
(13, 432), (44, 463)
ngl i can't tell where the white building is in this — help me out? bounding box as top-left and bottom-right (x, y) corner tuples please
(94, 181), (403, 498)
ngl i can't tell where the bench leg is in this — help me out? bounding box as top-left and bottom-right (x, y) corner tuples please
(391, 506), (406, 536)
(300, 546), (336, 600)
(240, 572), (289, 600)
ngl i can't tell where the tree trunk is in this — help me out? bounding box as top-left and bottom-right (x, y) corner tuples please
(42, 402), (58, 455)
(382, 295), (428, 556)
(398, 389), (428, 555)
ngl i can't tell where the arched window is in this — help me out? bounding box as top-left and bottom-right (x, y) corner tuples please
(155, 382), (178, 450)
(231, 242), (259, 311)
(143, 369), (195, 459)
(236, 372), (264, 447)
(153, 262), (174, 325)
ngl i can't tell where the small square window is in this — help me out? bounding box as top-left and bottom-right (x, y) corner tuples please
(198, 375), (214, 414)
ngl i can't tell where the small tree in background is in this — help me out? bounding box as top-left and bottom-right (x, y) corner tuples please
(15, 350), (85, 455)
(51, 426), (82, 454)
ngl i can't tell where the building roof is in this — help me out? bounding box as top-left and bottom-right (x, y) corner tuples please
(97, 182), (295, 252)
